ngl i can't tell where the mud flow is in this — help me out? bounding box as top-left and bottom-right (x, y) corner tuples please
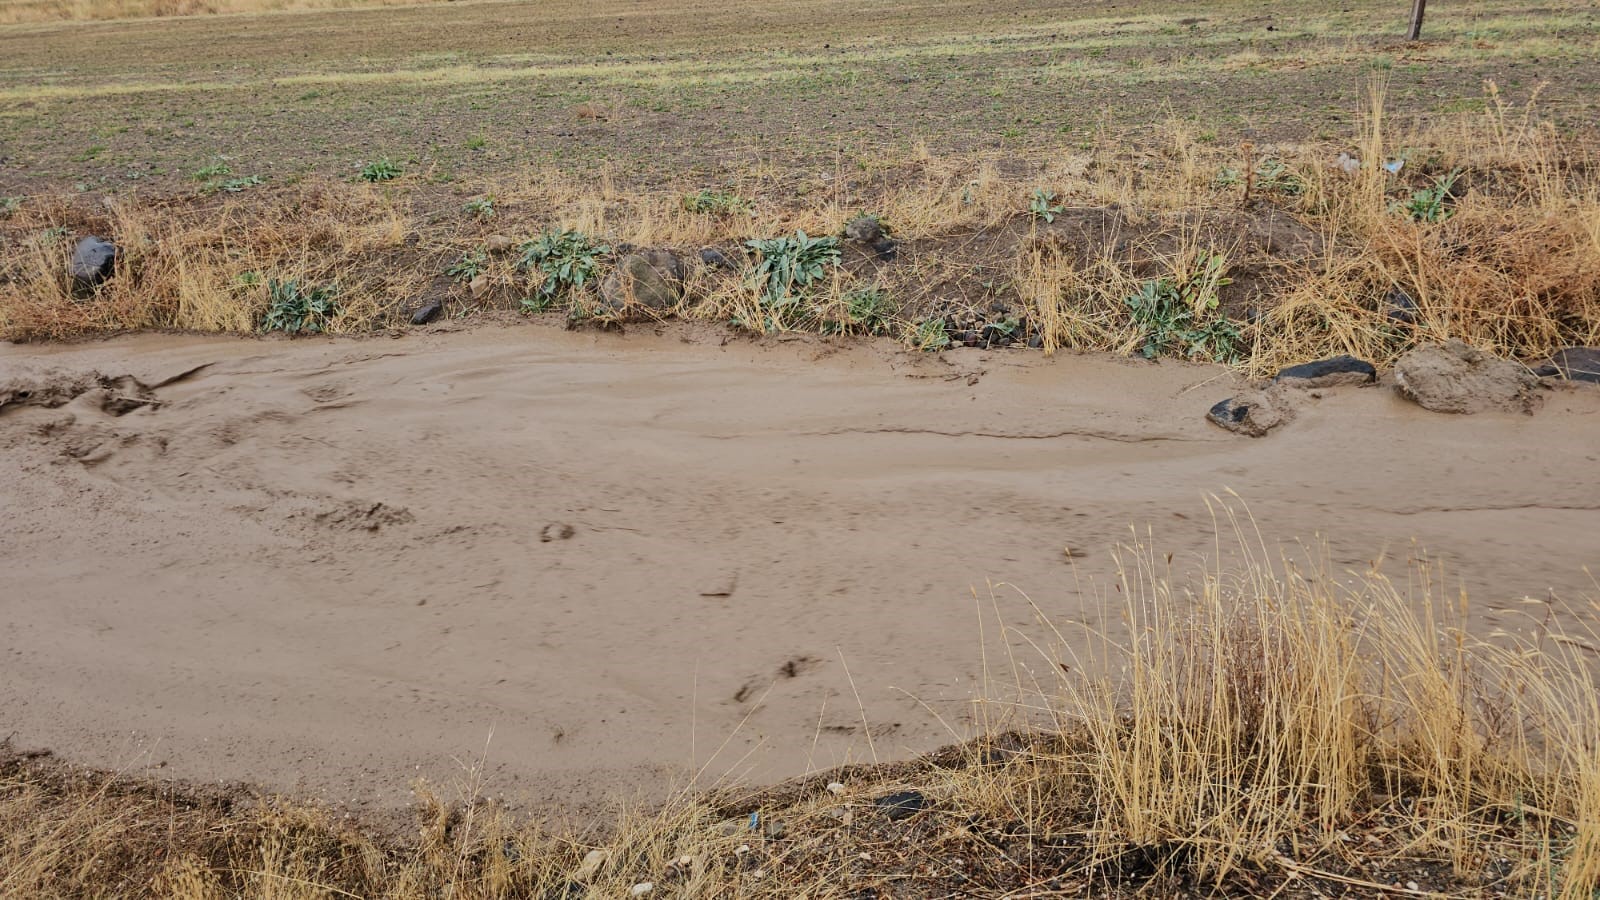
(3, 326), (1597, 812)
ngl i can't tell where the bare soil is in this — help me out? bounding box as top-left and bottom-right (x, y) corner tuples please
(4, 322), (1597, 815)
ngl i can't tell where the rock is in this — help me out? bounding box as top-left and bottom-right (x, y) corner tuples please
(1384, 289), (1418, 324)
(485, 234), (514, 254)
(871, 237), (898, 261)
(1206, 387), (1295, 437)
(70, 236), (118, 294)
(629, 882), (653, 897)
(874, 790), (926, 821)
(469, 274), (490, 300)
(843, 214), (884, 243)
(1274, 355), (1377, 388)
(979, 323), (1015, 347)
(601, 249), (685, 312)
(574, 849), (609, 881)
(410, 301), (443, 325)
(1533, 347), (1600, 384)
(699, 247), (735, 270)
(540, 523), (576, 543)
(1394, 340), (1542, 414)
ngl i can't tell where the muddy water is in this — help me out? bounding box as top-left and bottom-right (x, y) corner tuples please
(3, 324), (1597, 812)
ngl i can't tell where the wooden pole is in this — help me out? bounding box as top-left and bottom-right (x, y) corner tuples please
(1407, 0), (1427, 41)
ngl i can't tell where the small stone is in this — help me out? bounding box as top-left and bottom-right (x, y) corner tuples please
(540, 523), (576, 543)
(734, 843), (750, 855)
(826, 781), (845, 795)
(574, 848), (608, 881)
(699, 247), (735, 269)
(843, 214), (884, 243)
(469, 275), (490, 300)
(70, 236), (118, 294)
(1273, 355), (1377, 388)
(1206, 387), (1295, 437)
(1384, 289), (1419, 324)
(871, 237), (898, 261)
(630, 882), (654, 897)
(874, 790), (926, 821)
(486, 234), (514, 254)
(410, 301), (443, 325)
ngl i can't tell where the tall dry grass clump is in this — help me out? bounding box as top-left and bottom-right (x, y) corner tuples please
(996, 508), (1600, 896)
(0, 186), (415, 339)
(1252, 79), (1600, 373)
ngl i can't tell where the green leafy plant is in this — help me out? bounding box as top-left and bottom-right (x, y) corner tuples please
(466, 134), (487, 151)
(359, 158), (401, 182)
(463, 195), (496, 220)
(445, 251), (488, 282)
(192, 161), (232, 181)
(1396, 169), (1461, 223)
(518, 229), (609, 309)
(200, 175), (263, 194)
(1125, 252), (1242, 362)
(0, 196), (20, 218)
(821, 286), (895, 336)
(1029, 189), (1067, 223)
(1214, 158), (1304, 196)
(746, 231), (841, 309)
(682, 190), (751, 215)
(261, 279), (340, 334)
(908, 316), (952, 352)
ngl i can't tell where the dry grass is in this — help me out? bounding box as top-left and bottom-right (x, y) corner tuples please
(4, 83), (1597, 370)
(7, 507), (1600, 898)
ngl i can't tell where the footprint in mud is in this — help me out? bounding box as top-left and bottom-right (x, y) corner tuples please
(733, 656), (822, 703)
(539, 523), (576, 542)
(312, 500), (415, 532)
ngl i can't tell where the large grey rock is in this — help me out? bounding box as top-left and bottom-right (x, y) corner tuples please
(1207, 386), (1296, 437)
(1394, 340), (1542, 414)
(70, 236), (117, 294)
(1533, 347), (1600, 384)
(600, 249), (685, 313)
(1274, 355), (1377, 388)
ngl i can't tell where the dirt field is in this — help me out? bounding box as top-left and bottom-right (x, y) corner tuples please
(3, 0), (1600, 195)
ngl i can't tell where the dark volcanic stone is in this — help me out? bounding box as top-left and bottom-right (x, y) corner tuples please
(699, 247), (735, 269)
(1274, 355), (1377, 388)
(874, 790), (926, 821)
(1533, 347), (1600, 384)
(410, 301), (443, 325)
(70, 236), (118, 294)
(1384, 289), (1418, 324)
